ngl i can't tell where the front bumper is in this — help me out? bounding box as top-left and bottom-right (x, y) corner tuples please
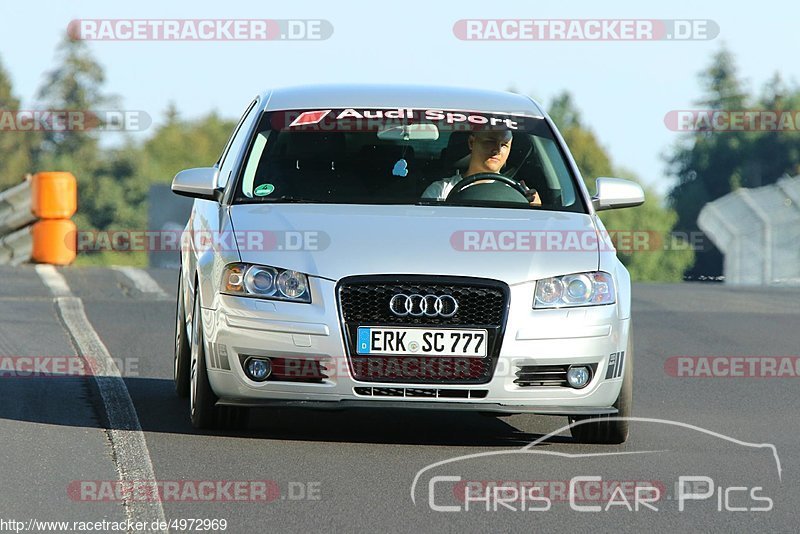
(200, 277), (630, 416)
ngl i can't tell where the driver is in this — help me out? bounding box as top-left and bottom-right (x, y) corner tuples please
(421, 130), (541, 206)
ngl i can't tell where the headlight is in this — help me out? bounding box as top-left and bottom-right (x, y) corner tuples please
(533, 272), (615, 309)
(222, 263), (311, 303)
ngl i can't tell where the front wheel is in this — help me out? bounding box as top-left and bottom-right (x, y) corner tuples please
(569, 332), (633, 444)
(188, 286), (249, 430)
(189, 289), (219, 429)
(174, 271), (191, 398)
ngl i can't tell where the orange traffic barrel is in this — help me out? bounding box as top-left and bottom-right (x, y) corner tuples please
(32, 219), (77, 265)
(31, 172), (77, 219)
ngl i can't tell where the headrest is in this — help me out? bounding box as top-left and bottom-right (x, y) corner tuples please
(442, 131), (472, 166)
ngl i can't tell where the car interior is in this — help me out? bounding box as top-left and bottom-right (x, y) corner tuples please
(242, 125), (575, 209)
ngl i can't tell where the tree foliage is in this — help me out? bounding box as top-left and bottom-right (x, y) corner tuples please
(666, 47), (800, 277)
(134, 105), (235, 185)
(0, 58), (40, 189)
(15, 37), (234, 235)
(549, 91), (694, 281)
(36, 36), (113, 161)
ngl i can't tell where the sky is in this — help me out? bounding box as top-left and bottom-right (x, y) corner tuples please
(1, 0), (797, 197)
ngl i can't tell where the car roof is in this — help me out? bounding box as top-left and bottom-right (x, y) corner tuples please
(259, 84), (545, 117)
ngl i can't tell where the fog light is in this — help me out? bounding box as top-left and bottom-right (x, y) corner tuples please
(566, 366), (591, 389)
(245, 358), (272, 381)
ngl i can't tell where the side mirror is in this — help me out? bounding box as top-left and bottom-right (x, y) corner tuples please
(171, 167), (220, 201)
(591, 177), (645, 211)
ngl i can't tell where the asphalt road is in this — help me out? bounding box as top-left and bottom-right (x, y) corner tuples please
(1, 264), (798, 533)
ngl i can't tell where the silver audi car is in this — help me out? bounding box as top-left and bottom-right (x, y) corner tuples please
(171, 84), (644, 443)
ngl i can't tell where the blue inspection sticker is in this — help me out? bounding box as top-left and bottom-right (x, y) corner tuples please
(357, 328), (371, 354)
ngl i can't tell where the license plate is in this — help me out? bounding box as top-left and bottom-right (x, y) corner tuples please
(356, 327), (488, 357)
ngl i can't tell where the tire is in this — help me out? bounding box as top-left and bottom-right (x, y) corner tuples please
(189, 288), (219, 429)
(188, 285), (249, 430)
(174, 271), (191, 398)
(569, 331), (633, 444)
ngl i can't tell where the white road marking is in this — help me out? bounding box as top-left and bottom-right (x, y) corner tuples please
(35, 265), (168, 531)
(34, 264), (72, 297)
(113, 266), (169, 299)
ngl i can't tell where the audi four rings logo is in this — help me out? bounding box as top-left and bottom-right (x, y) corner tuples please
(389, 294), (459, 318)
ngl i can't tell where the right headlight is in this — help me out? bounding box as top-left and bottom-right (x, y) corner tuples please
(221, 263), (311, 303)
(533, 271), (615, 309)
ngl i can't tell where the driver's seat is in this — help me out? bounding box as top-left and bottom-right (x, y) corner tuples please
(503, 133), (533, 179)
(439, 131), (472, 175)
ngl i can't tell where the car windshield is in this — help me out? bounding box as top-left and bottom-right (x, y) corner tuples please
(234, 108), (586, 212)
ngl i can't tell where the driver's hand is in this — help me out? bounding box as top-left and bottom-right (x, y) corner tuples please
(519, 180), (542, 207)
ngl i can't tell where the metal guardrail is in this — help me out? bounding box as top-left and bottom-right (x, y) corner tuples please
(0, 226), (32, 265)
(0, 178), (35, 264)
(699, 175), (800, 285)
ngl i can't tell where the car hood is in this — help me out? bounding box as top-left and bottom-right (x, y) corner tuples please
(229, 204), (599, 284)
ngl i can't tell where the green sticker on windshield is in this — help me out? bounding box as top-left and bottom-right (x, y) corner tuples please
(254, 183), (275, 197)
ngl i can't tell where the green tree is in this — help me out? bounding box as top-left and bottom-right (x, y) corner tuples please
(549, 92), (613, 189)
(667, 47), (800, 278)
(0, 56), (40, 188)
(36, 35), (114, 160)
(1, 36), (238, 265)
(35, 35), (130, 234)
(549, 91), (694, 281)
(134, 107), (236, 184)
(749, 74), (800, 183)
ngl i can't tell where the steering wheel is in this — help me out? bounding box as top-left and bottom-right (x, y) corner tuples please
(446, 172), (529, 201)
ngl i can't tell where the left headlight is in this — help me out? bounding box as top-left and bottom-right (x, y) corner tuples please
(533, 271), (615, 309)
(221, 263), (311, 303)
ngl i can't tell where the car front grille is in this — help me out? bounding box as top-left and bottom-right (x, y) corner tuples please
(514, 365), (571, 387)
(354, 387), (489, 399)
(339, 281), (506, 325)
(338, 275), (509, 384)
(514, 363), (598, 387)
